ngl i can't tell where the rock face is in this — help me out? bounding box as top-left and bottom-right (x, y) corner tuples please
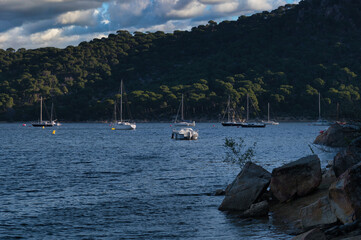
(329, 162), (361, 224)
(314, 123), (360, 147)
(333, 147), (361, 177)
(218, 162), (271, 211)
(299, 196), (337, 229)
(238, 200), (269, 218)
(270, 155), (322, 202)
(292, 228), (326, 240)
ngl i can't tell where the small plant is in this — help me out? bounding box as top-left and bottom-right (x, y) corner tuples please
(224, 137), (256, 168)
(308, 144), (315, 154)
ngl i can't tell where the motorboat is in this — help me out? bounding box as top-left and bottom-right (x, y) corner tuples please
(171, 128), (198, 140)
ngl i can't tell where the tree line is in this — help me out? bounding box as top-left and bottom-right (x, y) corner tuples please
(1, 0), (361, 121)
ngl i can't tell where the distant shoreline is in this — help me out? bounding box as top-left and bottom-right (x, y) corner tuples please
(0, 119), (340, 124)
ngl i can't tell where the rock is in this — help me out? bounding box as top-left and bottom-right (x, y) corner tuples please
(349, 136), (361, 148)
(238, 200), (269, 218)
(299, 196), (337, 229)
(270, 155), (322, 202)
(292, 228), (326, 240)
(329, 162), (361, 224)
(324, 220), (361, 239)
(218, 162), (271, 211)
(314, 123), (360, 147)
(333, 147), (361, 177)
(342, 236), (361, 240)
(215, 189), (225, 196)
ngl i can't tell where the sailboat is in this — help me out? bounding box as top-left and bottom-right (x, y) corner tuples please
(262, 103), (279, 125)
(113, 80), (136, 130)
(32, 97), (56, 127)
(221, 95), (243, 126)
(240, 94), (266, 128)
(312, 93), (332, 126)
(174, 94), (195, 127)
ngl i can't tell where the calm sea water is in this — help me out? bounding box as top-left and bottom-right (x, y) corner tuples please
(0, 123), (337, 239)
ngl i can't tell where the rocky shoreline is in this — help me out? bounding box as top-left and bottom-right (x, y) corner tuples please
(217, 122), (361, 239)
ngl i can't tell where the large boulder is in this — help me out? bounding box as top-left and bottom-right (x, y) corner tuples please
(299, 196), (337, 229)
(292, 228), (326, 240)
(314, 123), (360, 147)
(329, 162), (361, 224)
(270, 155), (322, 202)
(218, 162), (271, 211)
(238, 200), (269, 218)
(333, 147), (361, 177)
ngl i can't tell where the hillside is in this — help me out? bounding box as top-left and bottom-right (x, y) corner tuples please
(1, 0), (361, 121)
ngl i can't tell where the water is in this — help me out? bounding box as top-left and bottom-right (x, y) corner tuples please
(0, 123), (337, 239)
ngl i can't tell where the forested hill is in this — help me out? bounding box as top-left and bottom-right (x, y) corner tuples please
(1, 0), (361, 121)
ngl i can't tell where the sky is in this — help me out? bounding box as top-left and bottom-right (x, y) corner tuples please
(0, 0), (300, 50)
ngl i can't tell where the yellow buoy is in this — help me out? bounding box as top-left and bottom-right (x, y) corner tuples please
(42, 126), (45, 129)
(52, 130), (56, 135)
(111, 128), (115, 130)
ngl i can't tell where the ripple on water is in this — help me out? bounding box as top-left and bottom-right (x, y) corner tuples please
(0, 123), (337, 239)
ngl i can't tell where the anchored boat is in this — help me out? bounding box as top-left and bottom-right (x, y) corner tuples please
(32, 97), (57, 127)
(171, 128), (198, 140)
(174, 94), (195, 127)
(112, 80), (136, 130)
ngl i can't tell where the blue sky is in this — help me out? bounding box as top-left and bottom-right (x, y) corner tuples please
(0, 0), (300, 50)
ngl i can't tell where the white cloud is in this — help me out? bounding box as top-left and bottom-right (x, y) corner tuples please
(213, 1), (240, 13)
(199, 0), (233, 4)
(247, 0), (272, 10)
(165, 1), (206, 19)
(0, 0), (296, 49)
(57, 9), (99, 26)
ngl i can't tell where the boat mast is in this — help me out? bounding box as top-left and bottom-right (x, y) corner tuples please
(227, 95), (231, 122)
(114, 100), (117, 122)
(120, 80), (123, 122)
(50, 102), (54, 122)
(40, 96), (43, 123)
(318, 92), (321, 120)
(268, 102), (270, 122)
(181, 94), (184, 121)
(246, 94), (249, 121)
(336, 102), (340, 121)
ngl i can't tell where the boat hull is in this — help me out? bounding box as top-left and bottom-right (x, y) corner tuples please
(114, 122), (136, 130)
(221, 122), (243, 126)
(171, 128), (198, 140)
(262, 121), (279, 125)
(32, 124), (55, 127)
(174, 121), (195, 127)
(32, 121), (55, 127)
(240, 123), (266, 128)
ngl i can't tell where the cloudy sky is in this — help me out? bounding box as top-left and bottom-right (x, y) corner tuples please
(0, 0), (299, 50)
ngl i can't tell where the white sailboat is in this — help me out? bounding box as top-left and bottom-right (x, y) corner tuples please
(221, 95), (243, 126)
(32, 97), (56, 127)
(113, 80), (136, 130)
(312, 93), (332, 126)
(240, 94), (266, 128)
(174, 94), (195, 127)
(262, 102), (279, 125)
